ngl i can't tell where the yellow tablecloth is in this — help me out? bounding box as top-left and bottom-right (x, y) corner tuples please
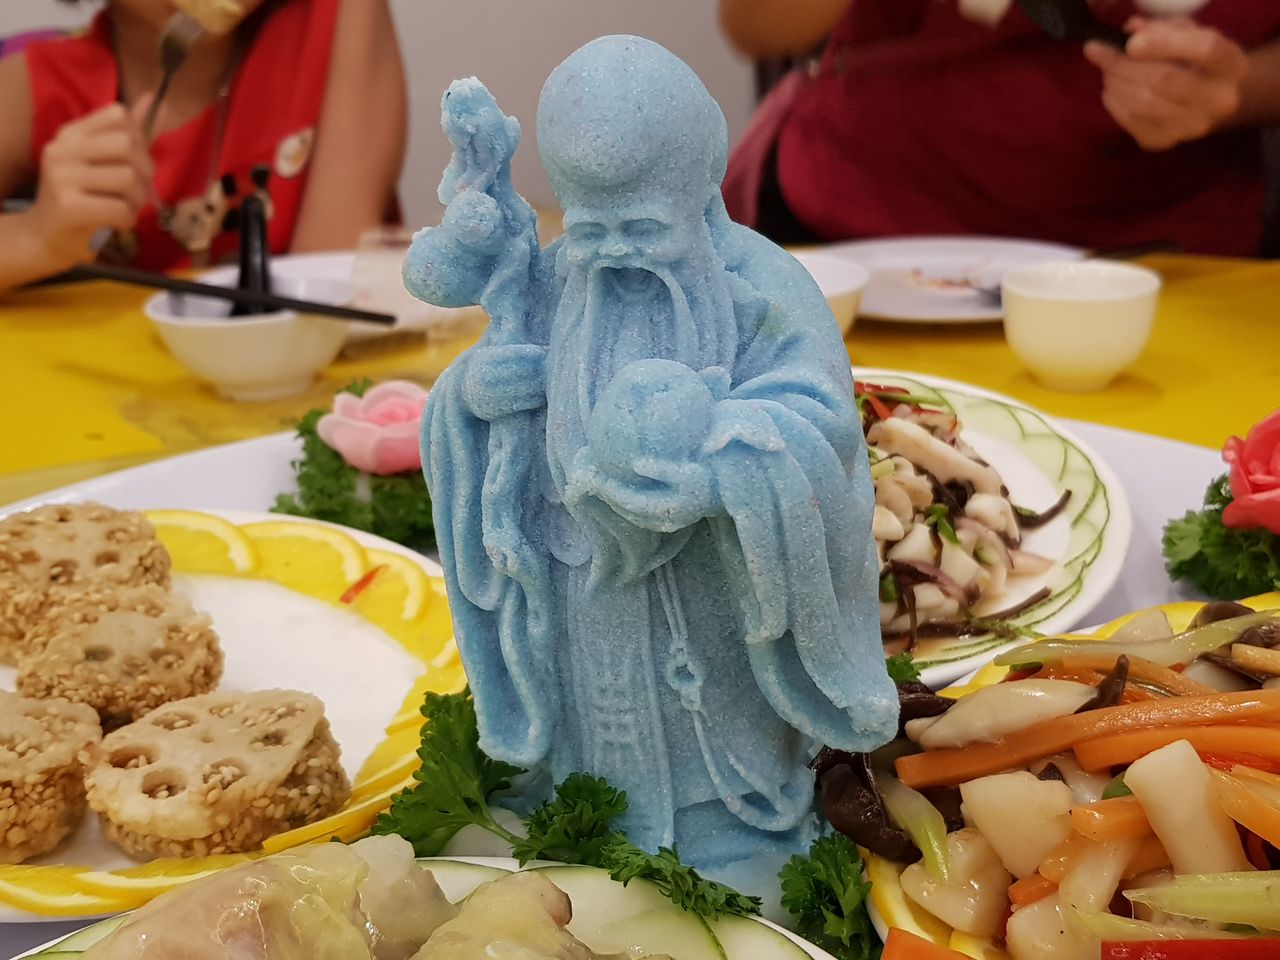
(1, 253), (1276, 505)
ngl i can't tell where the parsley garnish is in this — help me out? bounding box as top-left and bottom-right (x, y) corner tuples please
(1163, 475), (1280, 600)
(512, 773), (626, 865)
(371, 689), (524, 855)
(374, 691), (761, 919)
(885, 652), (921, 683)
(780, 834), (880, 960)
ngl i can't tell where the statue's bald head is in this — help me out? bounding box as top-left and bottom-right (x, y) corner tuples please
(536, 36), (728, 212)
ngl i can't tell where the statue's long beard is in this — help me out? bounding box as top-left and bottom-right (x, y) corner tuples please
(543, 252), (739, 529)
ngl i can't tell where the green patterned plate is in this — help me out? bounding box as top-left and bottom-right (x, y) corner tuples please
(854, 368), (1131, 687)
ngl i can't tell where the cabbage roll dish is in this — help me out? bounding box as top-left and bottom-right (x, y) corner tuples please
(77, 836), (670, 960)
(825, 600), (1280, 959)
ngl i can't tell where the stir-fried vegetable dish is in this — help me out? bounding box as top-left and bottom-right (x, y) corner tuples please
(821, 600), (1280, 959)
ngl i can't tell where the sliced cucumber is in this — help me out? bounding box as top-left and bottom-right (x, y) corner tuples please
(28, 952), (84, 960)
(34, 915), (128, 956)
(711, 914), (812, 960)
(531, 864), (726, 960)
(415, 858), (513, 903)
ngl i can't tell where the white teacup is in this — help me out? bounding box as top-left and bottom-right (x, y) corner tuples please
(1001, 260), (1161, 392)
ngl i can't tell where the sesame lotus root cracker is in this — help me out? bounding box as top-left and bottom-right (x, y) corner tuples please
(0, 692), (102, 863)
(0, 503), (170, 663)
(82, 689), (350, 859)
(18, 584), (223, 729)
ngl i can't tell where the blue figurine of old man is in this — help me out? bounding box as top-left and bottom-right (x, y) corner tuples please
(406, 35), (897, 870)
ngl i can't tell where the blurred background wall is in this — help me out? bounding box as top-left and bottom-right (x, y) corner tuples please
(1, 1), (755, 225)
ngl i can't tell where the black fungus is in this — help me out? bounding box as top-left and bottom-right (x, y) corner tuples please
(1038, 762), (1067, 782)
(896, 680), (953, 736)
(1076, 655), (1130, 713)
(1014, 490), (1072, 529)
(816, 754), (921, 864)
(1190, 601), (1258, 628)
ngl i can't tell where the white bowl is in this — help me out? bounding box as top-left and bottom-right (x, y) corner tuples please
(1001, 260), (1160, 392)
(145, 274), (351, 402)
(793, 251), (870, 336)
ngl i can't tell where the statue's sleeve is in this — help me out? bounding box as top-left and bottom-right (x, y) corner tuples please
(421, 360), (556, 768)
(700, 233), (897, 752)
(705, 404), (898, 754)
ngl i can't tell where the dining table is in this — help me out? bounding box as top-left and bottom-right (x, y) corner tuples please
(0, 250), (1276, 957)
(2, 252), (1275, 504)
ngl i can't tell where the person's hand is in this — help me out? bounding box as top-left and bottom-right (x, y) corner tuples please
(1085, 17), (1248, 152)
(27, 101), (154, 270)
(461, 343), (547, 421)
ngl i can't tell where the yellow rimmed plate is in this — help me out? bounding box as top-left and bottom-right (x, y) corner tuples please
(0, 508), (461, 922)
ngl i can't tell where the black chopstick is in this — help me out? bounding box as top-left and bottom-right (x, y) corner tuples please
(33, 263), (397, 326)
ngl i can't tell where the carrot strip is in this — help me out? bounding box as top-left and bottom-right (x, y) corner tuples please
(1121, 834), (1171, 879)
(1037, 833), (1089, 884)
(1074, 725), (1280, 772)
(1070, 796), (1151, 842)
(1212, 769), (1280, 850)
(1034, 665), (1108, 686)
(1057, 652), (1216, 697)
(1009, 873), (1057, 907)
(895, 690), (1280, 789)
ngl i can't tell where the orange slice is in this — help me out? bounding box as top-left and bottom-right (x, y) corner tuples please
(346, 549), (434, 649)
(0, 865), (131, 917)
(261, 773), (417, 853)
(67, 855), (254, 906)
(145, 509), (258, 575)
(240, 519), (368, 603)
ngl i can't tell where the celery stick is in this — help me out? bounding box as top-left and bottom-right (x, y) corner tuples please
(995, 612), (1279, 668)
(877, 774), (951, 883)
(1125, 872), (1280, 931)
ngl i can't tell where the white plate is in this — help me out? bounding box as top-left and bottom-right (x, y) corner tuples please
(854, 368), (1131, 686)
(0, 507), (440, 922)
(199, 252), (485, 344)
(16, 856), (836, 960)
(825, 236), (1084, 322)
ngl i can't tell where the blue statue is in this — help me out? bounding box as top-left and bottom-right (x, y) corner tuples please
(407, 36), (897, 869)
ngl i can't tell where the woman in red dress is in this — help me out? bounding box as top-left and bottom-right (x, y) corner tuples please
(721, 0), (1280, 256)
(0, 0), (407, 290)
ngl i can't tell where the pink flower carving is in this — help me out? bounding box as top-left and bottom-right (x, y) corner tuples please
(316, 381), (430, 475)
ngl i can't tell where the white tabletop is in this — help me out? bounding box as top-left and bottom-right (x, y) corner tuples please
(0, 421), (1224, 957)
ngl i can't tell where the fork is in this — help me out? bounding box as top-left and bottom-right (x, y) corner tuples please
(140, 12), (204, 142)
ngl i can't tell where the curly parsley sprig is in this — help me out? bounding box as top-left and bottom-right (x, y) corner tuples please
(779, 834), (880, 960)
(1163, 475), (1280, 599)
(371, 689), (524, 855)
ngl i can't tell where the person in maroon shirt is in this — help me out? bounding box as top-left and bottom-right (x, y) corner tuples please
(721, 0), (1280, 256)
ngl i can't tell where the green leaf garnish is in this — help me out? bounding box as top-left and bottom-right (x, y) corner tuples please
(371, 689), (523, 855)
(513, 773), (627, 866)
(780, 834), (880, 960)
(1162, 475), (1280, 600)
(886, 652), (921, 683)
(602, 839), (762, 919)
